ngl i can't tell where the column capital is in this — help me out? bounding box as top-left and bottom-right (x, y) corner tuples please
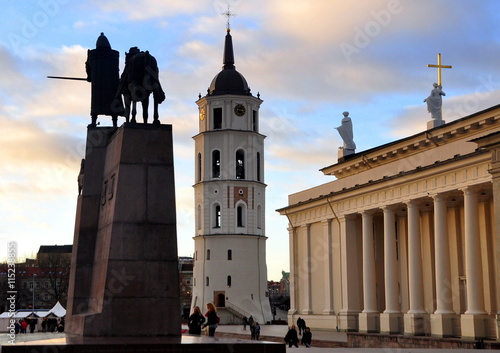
(360, 209), (376, 217)
(382, 205), (397, 213)
(430, 193), (446, 202)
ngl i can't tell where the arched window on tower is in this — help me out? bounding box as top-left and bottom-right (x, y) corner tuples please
(197, 153), (202, 182)
(214, 205), (221, 228)
(236, 149), (245, 179)
(237, 204), (246, 228)
(227, 275), (232, 287)
(256, 152), (261, 182)
(212, 150), (221, 178)
(206, 276), (210, 286)
(206, 249), (210, 260)
(253, 110), (258, 132)
(227, 249), (232, 260)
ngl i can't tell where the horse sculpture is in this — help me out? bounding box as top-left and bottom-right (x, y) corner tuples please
(116, 47), (165, 124)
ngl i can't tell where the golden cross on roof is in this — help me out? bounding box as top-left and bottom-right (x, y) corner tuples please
(221, 4), (236, 30)
(427, 53), (452, 86)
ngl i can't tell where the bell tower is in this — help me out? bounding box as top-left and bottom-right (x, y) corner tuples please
(191, 28), (272, 324)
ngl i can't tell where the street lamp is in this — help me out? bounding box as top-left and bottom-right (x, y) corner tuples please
(32, 274), (36, 313)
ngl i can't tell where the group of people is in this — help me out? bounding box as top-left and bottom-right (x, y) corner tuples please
(187, 303), (219, 337)
(13, 317), (64, 334)
(242, 316), (261, 340)
(188, 306), (313, 348)
(284, 317), (312, 348)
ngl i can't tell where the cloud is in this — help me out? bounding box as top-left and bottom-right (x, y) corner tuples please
(92, 0), (207, 21)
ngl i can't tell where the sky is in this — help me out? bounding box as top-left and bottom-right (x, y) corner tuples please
(1, 0), (500, 281)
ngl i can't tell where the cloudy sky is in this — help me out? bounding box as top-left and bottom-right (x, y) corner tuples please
(1, 0), (500, 281)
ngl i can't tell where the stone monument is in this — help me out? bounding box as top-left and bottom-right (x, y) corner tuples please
(65, 122), (180, 337)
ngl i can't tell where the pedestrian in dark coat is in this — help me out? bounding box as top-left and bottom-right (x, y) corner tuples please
(296, 317), (306, 335)
(188, 306), (205, 335)
(202, 302), (218, 337)
(284, 325), (299, 348)
(301, 327), (312, 348)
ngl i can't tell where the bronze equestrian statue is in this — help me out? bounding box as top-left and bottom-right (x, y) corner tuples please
(116, 47), (165, 124)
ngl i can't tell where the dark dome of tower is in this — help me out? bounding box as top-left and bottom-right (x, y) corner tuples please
(209, 69), (250, 96)
(208, 29), (251, 96)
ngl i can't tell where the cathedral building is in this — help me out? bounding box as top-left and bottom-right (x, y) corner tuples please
(190, 27), (272, 324)
(278, 105), (500, 341)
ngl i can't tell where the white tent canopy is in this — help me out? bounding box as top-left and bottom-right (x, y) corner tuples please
(0, 302), (66, 332)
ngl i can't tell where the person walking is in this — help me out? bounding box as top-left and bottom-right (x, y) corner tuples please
(284, 325), (299, 348)
(254, 322), (261, 340)
(202, 302), (219, 337)
(301, 327), (312, 348)
(296, 317), (306, 335)
(187, 306), (205, 335)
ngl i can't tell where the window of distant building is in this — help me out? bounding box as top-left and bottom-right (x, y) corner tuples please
(227, 249), (232, 260)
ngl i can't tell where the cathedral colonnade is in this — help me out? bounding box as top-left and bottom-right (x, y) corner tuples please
(280, 106), (500, 341)
(286, 183), (498, 340)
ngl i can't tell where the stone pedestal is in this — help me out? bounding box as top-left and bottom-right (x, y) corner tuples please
(404, 313), (429, 336)
(66, 123), (180, 337)
(461, 314), (488, 339)
(430, 313), (458, 337)
(427, 119), (445, 129)
(358, 312), (379, 333)
(380, 313), (402, 334)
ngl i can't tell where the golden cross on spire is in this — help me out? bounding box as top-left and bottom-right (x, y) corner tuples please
(221, 4), (236, 30)
(427, 53), (452, 86)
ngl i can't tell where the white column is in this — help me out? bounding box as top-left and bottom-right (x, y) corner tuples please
(339, 214), (361, 331)
(404, 200), (429, 336)
(380, 206), (401, 334)
(463, 187), (486, 315)
(322, 219), (334, 315)
(301, 224), (312, 315)
(430, 193), (456, 338)
(433, 194), (454, 314)
(406, 200), (425, 314)
(288, 226), (297, 316)
(359, 210), (379, 333)
(383, 206), (399, 314)
(361, 211), (377, 313)
(460, 187), (487, 339)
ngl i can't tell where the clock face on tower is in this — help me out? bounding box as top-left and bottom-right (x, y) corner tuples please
(199, 108), (205, 120)
(234, 104), (246, 116)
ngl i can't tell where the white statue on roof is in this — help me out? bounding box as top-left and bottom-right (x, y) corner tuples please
(424, 82), (446, 121)
(335, 111), (356, 155)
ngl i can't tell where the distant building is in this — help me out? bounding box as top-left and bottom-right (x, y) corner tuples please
(179, 256), (193, 319)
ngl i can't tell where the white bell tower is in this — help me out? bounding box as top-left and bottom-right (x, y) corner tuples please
(191, 27), (272, 324)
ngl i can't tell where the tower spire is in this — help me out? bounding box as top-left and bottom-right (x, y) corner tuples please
(223, 28), (235, 69)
